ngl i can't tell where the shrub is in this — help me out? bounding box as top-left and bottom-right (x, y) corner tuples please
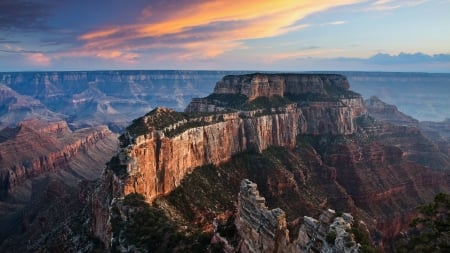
(326, 230), (337, 244)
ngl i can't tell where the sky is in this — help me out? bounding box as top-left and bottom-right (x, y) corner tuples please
(0, 0), (449, 72)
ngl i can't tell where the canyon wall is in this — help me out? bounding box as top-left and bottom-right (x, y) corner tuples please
(117, 74), (367, 203)
(213, 73), (350, 100)
(0, 119), (118, 199)
(122, 108), (302, 202)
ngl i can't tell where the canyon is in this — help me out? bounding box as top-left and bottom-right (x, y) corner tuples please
(0, 71), (246, 131)
(91, 73), (449, 252)
(0, 119), (118, 247)
(0, 71), (449, 252)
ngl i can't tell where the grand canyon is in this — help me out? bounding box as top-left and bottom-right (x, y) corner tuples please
(0, 71), (449, 252)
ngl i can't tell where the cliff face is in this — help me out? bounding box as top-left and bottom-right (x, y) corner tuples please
(213, 73), (350, 101)
(214, 74), (285, 100)
(115, 74), (367, 203)
(365, 96), (418, 127)
(0, 119), (118, 199)
(122, 108), (302, 202)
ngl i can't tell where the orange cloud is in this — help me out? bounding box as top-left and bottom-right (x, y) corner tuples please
(26, 53), (51, 66)
(77, 0), (362, 60)
(79, 27), (120, 40)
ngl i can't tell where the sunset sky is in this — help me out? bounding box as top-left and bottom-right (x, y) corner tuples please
(0, 0), (449, 72)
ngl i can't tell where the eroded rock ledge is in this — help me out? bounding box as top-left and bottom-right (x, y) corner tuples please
(235, 179), (360, 253)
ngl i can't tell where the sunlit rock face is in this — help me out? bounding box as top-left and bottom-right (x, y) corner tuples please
(122, 108), (302, 202)
(118, 73), (367, 203)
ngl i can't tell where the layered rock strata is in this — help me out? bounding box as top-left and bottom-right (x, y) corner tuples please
(235, 179), (360, 253)
(117, 74), (367, 203)
(121, 107), (302, 202)
(213, 73), (350, 101)
(0, 119), (117, 199)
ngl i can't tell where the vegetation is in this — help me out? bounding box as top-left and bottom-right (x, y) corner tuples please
(397, 193), (450, 253)
(206, 93), (248, 108)
(206, 93), (291, 111)
(326, 230), (337, 244)
(166, 165), (238, 222)
(351, 224), (379, 253)
(112, 193), (211, 252)
(241, 95), (291, 110)
(324, 83), (360, 99)
(285, 92), (339, 103)
(107, 155), (127, 176)
(356, 115), (377, 128)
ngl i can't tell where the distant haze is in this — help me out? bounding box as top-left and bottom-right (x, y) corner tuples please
(343, 72), (450, 122)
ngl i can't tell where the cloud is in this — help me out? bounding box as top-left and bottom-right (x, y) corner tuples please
(367, 52), (450, 64)
(324, 20), (347, 25)
(0, 38), (21, 44)
(287, 52), (450, 72)
(368, 0), (429, 11)
(76, 0), (361, 61)
(95, 50), (139, 63)
(0, 44), (40, 54)
(0, 0), (51, 31)
(26, 53), (51, 66)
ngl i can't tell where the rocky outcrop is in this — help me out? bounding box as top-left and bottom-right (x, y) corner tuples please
(213, 73), (350, 101)
(365, 96), (418, 127)
(0, 119), (118, 199)
(236, 179), (289, 253)
(235, 179), (360, 253)
(117, 74), (368, 203)
(121, 107), (302, 202)
(301, 101), (359, 135)
(188, 73), (367, 135)
(0, 84), (62, 129)
(214, 74), (284, 101)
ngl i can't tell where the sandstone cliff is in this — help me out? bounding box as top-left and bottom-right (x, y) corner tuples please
(120, 107), (302, 202)
(213, 73), (350, 101)
(116, 74), (366, 203)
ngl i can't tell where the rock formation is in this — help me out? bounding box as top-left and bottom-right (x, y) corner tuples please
(0, 119), (118, 199)
(365, 96), (418, 127)
(213, 73), (350, 101)
(2, 71), (450, 252)
(86, 73), (450, 253)
(0, 84), (62, 129)
(121, 107), (302, 202)
(0, 70), (249, 131)
(115, 74), (367, 203)
(235, 179), (360, 253)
